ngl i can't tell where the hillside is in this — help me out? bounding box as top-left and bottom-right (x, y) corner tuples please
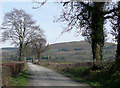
(1, 41), (117, 62)
(1, 47), (18, 60)
(50, 41), (116, 50)
(43, 41), (116, 62)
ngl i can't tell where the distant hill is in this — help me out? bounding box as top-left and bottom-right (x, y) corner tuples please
(50, 41), (116, 50)
(50, 41), (91, 51)
(1, 47), (18, 59)
(1, 41), (117, 62)
(2, 47), (18, 51)
(43, 41), (116, 62)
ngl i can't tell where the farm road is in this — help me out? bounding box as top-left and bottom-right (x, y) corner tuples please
(27, 62), (91, 87)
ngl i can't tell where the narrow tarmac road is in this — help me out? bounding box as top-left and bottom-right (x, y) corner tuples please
(27, 62), (91, 87)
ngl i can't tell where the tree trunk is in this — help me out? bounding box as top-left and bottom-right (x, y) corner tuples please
(116, 2), (120, 60)
(24, 47), (27, 62)
(38, 52), (41, 62)
(19, 42), (25, 61)
(91, 2), (104, 66)
(19, 43), (23, 61)
(116, 29), (120, 59)
(115, 20), (120, 70)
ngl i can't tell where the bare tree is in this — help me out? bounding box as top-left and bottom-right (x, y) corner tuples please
(54, 2), (106, 66)
(30, 35), (47, 62)
(55, 2), (119, 66)
(33, 1), (118, 67)
(2, 9), (44, 61)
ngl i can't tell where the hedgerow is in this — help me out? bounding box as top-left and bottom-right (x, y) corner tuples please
(1, 62), (25, 86)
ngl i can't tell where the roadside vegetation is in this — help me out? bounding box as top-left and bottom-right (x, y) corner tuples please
(1, 62), (28, 86)
(59, 66), (120, 88)
(35, 61), (120, 88)
(7, 69), (28, 86)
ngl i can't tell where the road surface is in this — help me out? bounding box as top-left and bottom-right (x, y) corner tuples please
(27, 62), (91, 87)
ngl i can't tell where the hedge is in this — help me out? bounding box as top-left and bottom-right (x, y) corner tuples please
(1, 62), (26, 86)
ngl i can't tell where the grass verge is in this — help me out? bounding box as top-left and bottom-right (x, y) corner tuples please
(35, 62), (120, 88)
(58, 67), (120, 88)
(58, 67), (101, 87)
(8, 69), (29, 86)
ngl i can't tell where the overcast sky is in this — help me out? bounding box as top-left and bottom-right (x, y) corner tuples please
(0, 0), (115, 48)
